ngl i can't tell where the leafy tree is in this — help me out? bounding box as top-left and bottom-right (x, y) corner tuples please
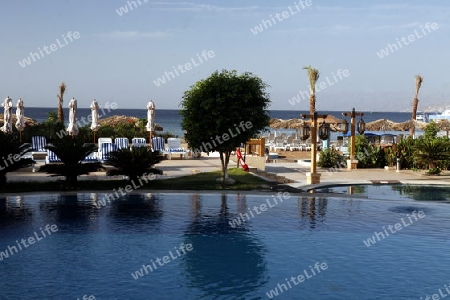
(105, 147), (163, 181)
(39, 136), (102, 187)
(413, 138), (450, 170)
(180, 70), (271, 183)
(0, 132), (33, 186)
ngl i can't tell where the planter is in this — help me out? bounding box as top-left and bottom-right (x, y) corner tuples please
(346, 159), (359, 170)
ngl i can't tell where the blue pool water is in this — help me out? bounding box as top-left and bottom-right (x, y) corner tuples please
(1, 191), (449, 299)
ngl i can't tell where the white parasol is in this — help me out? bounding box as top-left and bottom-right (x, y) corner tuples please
(67, 97), (79, 136)
(1, 96), (13, 133)
(90, 99), (100, 143)
(15, 98), (25, 141)
(146, 100), (155, 142)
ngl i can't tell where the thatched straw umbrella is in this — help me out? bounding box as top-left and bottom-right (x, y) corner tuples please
(436, 120), (450, 137)
(393, 120), (427, 131)
(410, 75), (423, 137)
(365, 119), (398, 131)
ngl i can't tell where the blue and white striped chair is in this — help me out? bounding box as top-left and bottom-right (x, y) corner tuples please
(151, 137), (166, 152)
(99, 142), (116, 162)
(82, 152), (98, 163)
(45, 149), (61, 164)
(132, 137), (147, 148)
(31, 136), (47, 153)
(114, 137), (130, 150)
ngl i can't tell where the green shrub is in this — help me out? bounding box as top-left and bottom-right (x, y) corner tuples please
(318, 148), (340, 168)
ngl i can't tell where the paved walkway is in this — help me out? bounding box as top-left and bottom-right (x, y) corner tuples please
(6, 156), (450, 190)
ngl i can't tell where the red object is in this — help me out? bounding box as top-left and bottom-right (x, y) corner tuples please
(235, 149), (249, 172)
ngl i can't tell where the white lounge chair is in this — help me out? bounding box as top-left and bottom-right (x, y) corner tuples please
(166, 138), (187, 159)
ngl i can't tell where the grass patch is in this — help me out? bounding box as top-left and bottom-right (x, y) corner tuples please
(2, 168), (270, 193)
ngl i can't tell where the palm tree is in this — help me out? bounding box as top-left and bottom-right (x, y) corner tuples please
(303, 65), (320, 114)
(40, 136), (102, 187)
(57, 82), (66, 123)
(0, 132), (33, 186)
(105, 147), (163, 181)
(410, 75), (423, 137)
(413, 138), (450, 170)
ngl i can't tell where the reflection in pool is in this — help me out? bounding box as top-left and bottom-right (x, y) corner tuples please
(313, 184), (450, 201)
(0, 192), (449, 299)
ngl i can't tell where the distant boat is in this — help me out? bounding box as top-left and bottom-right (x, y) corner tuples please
(415, 112), (429, 122)
(429, 109), (450, 121)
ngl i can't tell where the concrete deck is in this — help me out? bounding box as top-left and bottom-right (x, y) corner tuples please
(6, 156), (450, 190)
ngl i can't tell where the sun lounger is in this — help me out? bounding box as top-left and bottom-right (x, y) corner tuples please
(99, 142), (116, 162)
(114, 137), (130, 149)
(151, 137), (166, 152)
(132, 137), (147, 147)
(45, 149), (61, 164)
(166, 138), (187, 159)
(82, 152), (99, 163)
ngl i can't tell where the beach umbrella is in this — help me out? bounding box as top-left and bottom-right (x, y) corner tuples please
(67, 97), (79, 136)
(146, 100), (155, 143)
(365, 119), (397, 131)
(436, 120), (450, 137)
(90, 99), (100, 143)
(15, 98), (25, 141)
(1, 96), (13, 134)
(393, 120), (427, 131)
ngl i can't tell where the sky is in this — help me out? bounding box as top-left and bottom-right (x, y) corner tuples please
(1, 0), (449, 111)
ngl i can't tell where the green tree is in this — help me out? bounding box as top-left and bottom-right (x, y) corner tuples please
(180, 70), (271, 183)
(105, 147), (163, 181)
(413, 138), (450, 170)
(0, 132), (33, 186)
(40, 136), (102, 187)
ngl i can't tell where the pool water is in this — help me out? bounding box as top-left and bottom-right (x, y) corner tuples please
(314, 184), (450, 201)
(1, 192), (449, 299)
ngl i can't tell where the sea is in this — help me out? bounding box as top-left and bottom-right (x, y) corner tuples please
(25, 107), (415, 139)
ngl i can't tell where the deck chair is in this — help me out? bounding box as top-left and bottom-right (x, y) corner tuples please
(30, 136), (48, 161)
(151, 137), (166, 152)
(132, 137), (147, 148)
(45, 149), (61, 164)
(99, 142), (116, 162)
(114, 137), (130, 150)
(31, 136), (47, 152)
(82, 152), (99, 163)
(97, 137), (112, 158)
(167, 138), (187, 159)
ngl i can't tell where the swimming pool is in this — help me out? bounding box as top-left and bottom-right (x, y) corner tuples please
(1, 192), (449, 299)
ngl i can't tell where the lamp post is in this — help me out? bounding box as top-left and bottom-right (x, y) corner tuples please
(342, 108), (365, 169)
(300, 112), (330, 184)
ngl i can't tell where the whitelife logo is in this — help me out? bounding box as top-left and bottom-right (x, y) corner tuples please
(153, 50), (215, 87)
(250, 0), (312, 35)
(18, 31), (81, 68)
(376, 22), (439, 58)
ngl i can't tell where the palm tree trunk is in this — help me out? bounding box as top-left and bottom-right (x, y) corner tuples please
(409, 76), (423, 137)
(309, 94), (316, 115)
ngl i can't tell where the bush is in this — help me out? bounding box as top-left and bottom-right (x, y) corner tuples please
(318, 148), (340, 168)
(105, 147), (163, 181)
(426, 167), (441, 175)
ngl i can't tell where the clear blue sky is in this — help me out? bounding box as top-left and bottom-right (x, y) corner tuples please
(1, 0), (449, 111)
